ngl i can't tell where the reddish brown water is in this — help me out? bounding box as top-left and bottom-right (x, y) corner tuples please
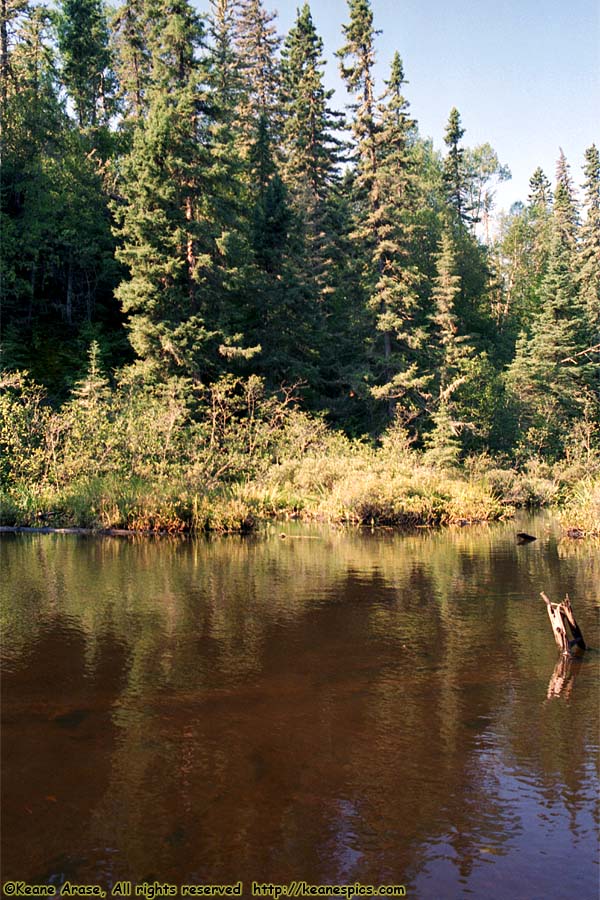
(1, 515), (599, 899)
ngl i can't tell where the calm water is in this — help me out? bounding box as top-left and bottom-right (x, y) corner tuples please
(1, 514), (599, 899)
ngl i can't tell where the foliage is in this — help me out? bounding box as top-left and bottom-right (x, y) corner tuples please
(1, 0), (598, 532)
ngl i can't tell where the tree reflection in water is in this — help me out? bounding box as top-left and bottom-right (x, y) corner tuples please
(1, 516), (598, 898)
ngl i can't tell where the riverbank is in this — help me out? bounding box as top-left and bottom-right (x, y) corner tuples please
(2, 370), (599, 537)
(2, 458), (598, 536)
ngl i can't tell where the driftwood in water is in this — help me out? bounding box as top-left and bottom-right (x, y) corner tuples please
(541, 592), (586, 655)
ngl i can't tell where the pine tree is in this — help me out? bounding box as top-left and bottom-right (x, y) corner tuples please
(425, 228), (476, 458)
(0, 0), (30, 110)
(1, 3), (119, 385)
(278, 0), (344, 382)
(578, 145), (600, 346)
(113, 0), (224, 380)
(443, 107), (471, 226)
(506, 151), (591, 456)
(56, 0), (115, 129)
(280, 3), (340, 204)
(368, 52), (426, 416)
(337, 0), (378, 201)
(234, 0), (281, 154)
(111, 0), (151, 123)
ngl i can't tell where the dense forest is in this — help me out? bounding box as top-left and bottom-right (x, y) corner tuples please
(1, 0), (599, 533)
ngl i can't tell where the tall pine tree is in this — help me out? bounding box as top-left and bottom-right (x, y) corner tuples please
(56, 0), (115, 130)
(579, 145), (600, 349)
(506, 151), (591, 456)
(114, 0), (228, 380)
(368, 52), (426, 417)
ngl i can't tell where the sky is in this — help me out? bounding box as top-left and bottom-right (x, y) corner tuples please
(196, 0), (599, 214)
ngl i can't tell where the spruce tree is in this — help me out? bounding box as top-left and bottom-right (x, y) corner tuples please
(234, 0), (281, 154)
(1, 3), (119, 386)
(338, 8), (427, 421)
(280, 3), (340, 204)
(243, 117), (320, 388)
(578, 145), (600, 347)
(368, 52), (426, 416)
(506, 151), (591, 456)
(337, 0), (385, 415)
(56, 0), (115, 130)
(113, 0), (224, 380)
(207, 0), (245, 117)
(425, 228), (476, 459)
(527, 166), (553, 308)
(0, 0), (31, 110)
(337, 0), (378, 201)
(111, 0), (151, 123)
(443, 107), (471, 226)
(204, 0), (256, 348)
(278, 1), (344, 388)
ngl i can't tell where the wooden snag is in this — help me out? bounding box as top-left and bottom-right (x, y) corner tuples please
(541, 592), (586, 655)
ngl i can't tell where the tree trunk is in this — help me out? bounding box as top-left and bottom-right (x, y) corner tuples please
(1, 0), (9, 110)
(66, 254), (73, 324)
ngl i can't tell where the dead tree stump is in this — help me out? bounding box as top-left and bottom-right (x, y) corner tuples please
(541, 592), (586, 656)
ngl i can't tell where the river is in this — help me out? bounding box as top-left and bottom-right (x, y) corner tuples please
(1, 513), (598, 899)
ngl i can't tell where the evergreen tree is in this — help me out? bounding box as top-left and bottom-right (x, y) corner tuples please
(337, 0), (378, 199)
(443, 107), (471, 226)
(338, 4), (439, 424)
(0, 0), (31, 110)
(1, 3), (120, 388)
(207, 0), (245, 116)
(234, 0), (281, 153)
(280, 3), (341, 204)
(113, 0), (225, 380)
(203, 0), (256, 351)
(425, 228), (478, 456)
(368, 53), (427, 417)
(111, 0), (151, 123)
(56, 0), (115, 130)
(527, 166), (553, 308)
(506, 151), (591, 456)
(243, 116), (320, 387)
(278, 1), (345, 392)
(337, 0), (385, 413)
(578, 145), (600, 347)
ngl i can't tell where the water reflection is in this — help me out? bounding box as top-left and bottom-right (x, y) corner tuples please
(1, 515), (598, 898)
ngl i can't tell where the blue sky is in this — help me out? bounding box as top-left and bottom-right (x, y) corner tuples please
(196, 0), (599, 213)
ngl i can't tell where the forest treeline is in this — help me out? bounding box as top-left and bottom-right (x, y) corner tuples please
(1, 0), (599, 531)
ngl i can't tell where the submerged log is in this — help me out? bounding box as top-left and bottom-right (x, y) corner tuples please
(541, 592), (586, 655)
(517, 532), (537, 544)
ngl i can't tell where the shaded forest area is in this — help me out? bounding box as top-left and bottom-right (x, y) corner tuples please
(1, 0), (599, 532)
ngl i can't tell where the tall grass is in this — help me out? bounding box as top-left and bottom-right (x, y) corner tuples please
(558, 478), (600, 536)
(1, 368), (598, 534)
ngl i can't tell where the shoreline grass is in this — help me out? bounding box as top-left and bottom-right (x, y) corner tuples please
(2, 461), (597, 537)
(2, 369), (598, 537)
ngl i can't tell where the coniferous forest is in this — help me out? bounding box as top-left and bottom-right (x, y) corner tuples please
(1, 0), (599, 533)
